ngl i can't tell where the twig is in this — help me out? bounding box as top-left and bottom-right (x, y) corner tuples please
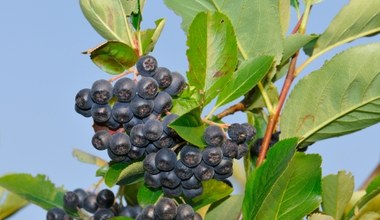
(359, 162), (380, 190)
(216, 102), (246, 119)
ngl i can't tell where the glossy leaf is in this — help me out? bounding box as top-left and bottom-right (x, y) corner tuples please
(171, 86), (202, 115)
(279, 0), (290, 36)
(0, 187), (28, 219)
(83, 41), (138, 75)
(72, 148), (107, 167)
(367, 175), (380, 194)
(186, 179), (233, 210)
(105, 162), (144, 187)
(187, 11), (237, 104)
(137, 185), (162, 207)
(205, 195), (243, 220)
(215, 56), (274, 108)
(164, 0), (283, 63)
(243, 138), (322, 220)
(0, 174), (73, 215)
(79, 0), (134, 45)
(244, 83), (279, 110)
(140, 19), (166, 54)
(281, 44), (380, 146)
(322, 171), (354, 219)
(281, 34), (318, 64)
(344, 186), (380, 220)
(169, 108), (207, 148)
(313, 0), (380, 55)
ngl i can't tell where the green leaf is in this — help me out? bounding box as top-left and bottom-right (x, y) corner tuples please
(105, 162), (144, 187)
(79, 0), (134, 45)
(72, 148), (107, 167)
(140, 19), (166, 54)
(83, 41), (138, 75)
(121, 181), (143, 206)
(137, 185), (162, 207)
(169, 108), (207, 148)
(171, 86), (202, 115)
(215, 56), (274, 108)
(281, 43), (380, 146)
(0, 187), (29, 219)
(187, 11), (238, 104)
(309, 213), (334, 220)
(279, 0), (290, 36)
(281, 34), (318, 64)
(322, 171), (354, 220)
(0, 174), (73, 215)
(303, 35), (319, 57)
(313, 0), (380, 56)
(96, 164), (109, 177)
(344, 186), (380, 220)
(243, 138), (322, 220)
(244, 82), (279, 110)
(205, 195), (243, 220)
(164, 0), (283, 63)
(186, 179), (233, 210)
(367, 175), (380, 194)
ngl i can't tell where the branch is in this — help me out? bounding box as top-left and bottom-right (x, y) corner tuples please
(360, 162), (380, 190)
(216, 102), (246, 119)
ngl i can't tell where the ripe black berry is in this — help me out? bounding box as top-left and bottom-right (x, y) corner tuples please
(162, 114), (179, 137)
(154, 67), (173, 89)
(182, 187), (203, 199)
(113, 77), (136, 102)
(153, 133), (174, 149)
(107, 148), (127, 162)
(105, 117), (121, 130)
(145, 143), (159, 154)
(136, 55), (158, 77)
(144, 172), (162, 189)
(63, 191), (79, 212)
(194, 213), (203, 220)
(228, 123), (248, 144)
(91, 79), (113, 104)
(181, 175), (201, 189)
(111, 102), (133, 123)
(174, 160), (193, 180)
(164, 72), (186, 96)
(46, 208), (65, 220)
(221, 140), (238, 159)
(143, 119), (163, 141)
(75, 105), (92, 117)
(180, 145), (202, 168)
(155, 148), (177, 171)
(75, 88), (94, 110)
(130, 124), (149, 147)
(137, 205), (155, 220)
(92, 130), (111, 151)
(214, 157), (233, 175)
(96, 189), (115, 208)
(154, 197), (177, 220)
(203, 126), (225, 147)
(73, 188), (87, 208)
(143, 152), (160, 174)
(130, 96), (154, 118)
(109, 133), (131, 156)
(93, 208), (115, 220)
(123, 117), (143, 133)
(160, 170), (181, 189)
(162, 185), (182, 198)
(202, 147), (223, 166)
(83, 194), (98, 213)
(236, 143), (248, 159)
(153, 92), (173, 114)
(242, 123), (255, 141)
(127, 145), (145, 160)
(194, 161), (214, 181)
(176, 204), (195, 220)
(137, 77), (159, 99)
(91, 104), (112, 123)
(119, 205), (142, 218)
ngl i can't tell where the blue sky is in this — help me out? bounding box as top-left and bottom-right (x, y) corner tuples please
(0, 1), (379, 219)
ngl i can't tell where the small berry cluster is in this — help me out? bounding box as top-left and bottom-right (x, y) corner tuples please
(143, 123), (255, 198)
(250, 131), (280, 157)
(74, 55), (186, 162)
(135, 197), (202, 220)
(46, 188), (142, 220)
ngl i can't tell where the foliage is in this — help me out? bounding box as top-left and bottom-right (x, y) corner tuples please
(1, 0), (380, 219)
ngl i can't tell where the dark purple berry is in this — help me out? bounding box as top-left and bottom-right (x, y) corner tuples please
(154, 197), (177, 220)
(75, 88), (93, 110)
(228, 123), (248, 144)
(91, 79), (113, 104)
(143, 119), (163, 141)
(119, 205), (142, 218)
(109, 133), (131, 156)
(162, 114), (179, 137)
(176, 204), (195, 220)
(144, 172), (162, 189)
(123, 117), (143, 133)
(202, 147), (223, 166)
(221, 140), (238, 159)
(136, 55), (158, 77)
(242, 123), (256, 141)
(137, 77), (159, 99)
(164, 72), (186, 96)
(155, 148), (177, 171)
(162, 185), (182, 198)
(143, 153), (160, 174)
(127, 145), (145, 160)
(130, 96), (154, 118)
(107, 148), (127, 162)
(138, 205), (155, 220)
(145, 143), (159, 154)
(112, 102), (133, 123)
(73, 188), (87, 208)
(194, 161), (214, 181)
(113, 77), (136, 102)
(130, 124), (149, 147)
(105, 116), (122, 130)
(83, 194), (98, 213)
(153, 133), (174, 149)
(91, 104), (112, 123)
(181, 175), (201, 189)
(194, 213), (203, 220)
(92, 130), (111, 151)
(75, 105), (92, 117)
(203, 126), (225, 147)
(93, 208), (115, 220)
(180, 145), (202, 168)
(182, 187), (202, 199)
(154, 67), (173, 89)
(160, 170), (181, 189)
(214, 157), (233, 175)
(153, 92), (173, 114)
(96, 189), (115, 208)
(174, 160), (193, 180)
(236, 143), (248, 159)
(46, 208), (65, 220)
(214, 171), (233, 180)
(63, 191), (79, 212)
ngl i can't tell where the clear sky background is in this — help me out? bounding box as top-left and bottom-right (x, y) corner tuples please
(0, 1), (379, 219)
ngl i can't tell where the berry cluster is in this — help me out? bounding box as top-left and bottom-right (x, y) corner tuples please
(74, 55), (186, 162)
(135, 197), (202, 220)
(250, 131), (280, 157)
(143, 123), (255, 198)
(47, 188), (142, 220)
